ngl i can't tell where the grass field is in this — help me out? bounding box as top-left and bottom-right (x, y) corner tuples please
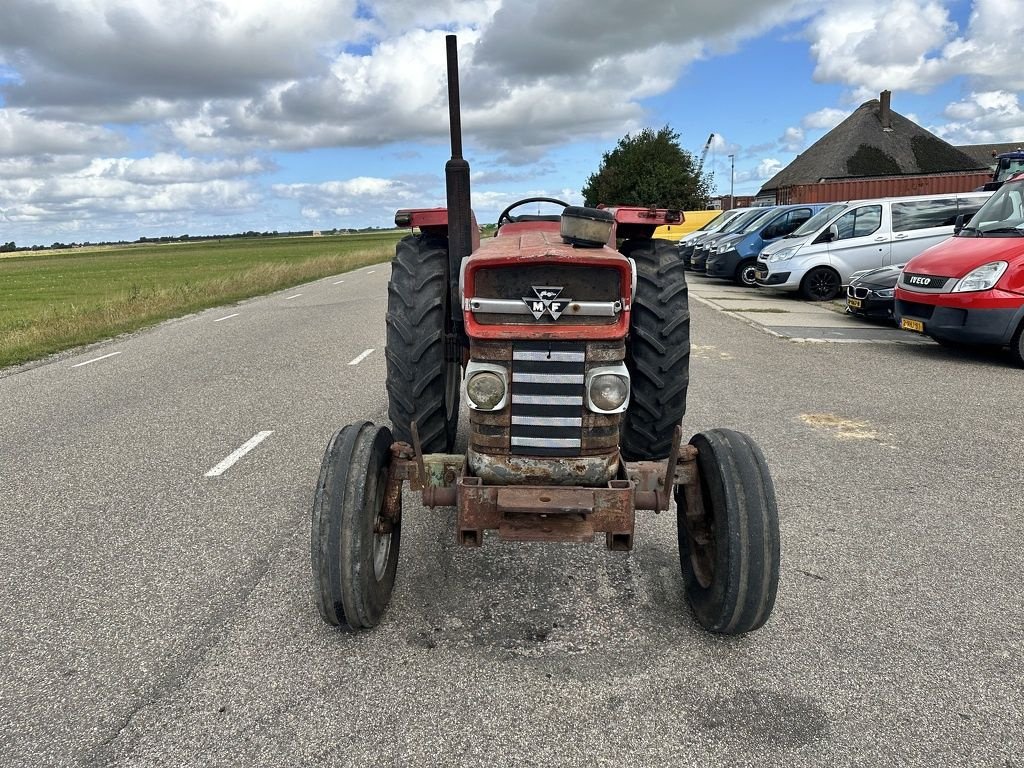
(0, 231), (403, 369)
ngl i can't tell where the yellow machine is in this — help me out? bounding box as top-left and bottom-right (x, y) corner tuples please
(653, 210), (722, 239)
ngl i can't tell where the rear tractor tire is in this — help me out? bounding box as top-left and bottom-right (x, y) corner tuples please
(676, 429), (780, 634)
(311, 421), (401, 630)
(385, 235), (461, 452)
(618, 238), (691, 461)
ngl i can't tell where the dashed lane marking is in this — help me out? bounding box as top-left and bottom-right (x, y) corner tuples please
(349, 349), (374, 365)
(214, 313), (239, 322)
(205, 431), (274, 478)
(71, 351), (122, 368)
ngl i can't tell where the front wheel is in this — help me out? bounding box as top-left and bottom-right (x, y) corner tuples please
(676, 429), (780, 634)
(799, 266), (841, 301)
(735, 258), (758, 287)
(311, 421), (401, 630)
(1011, 321), (1024, 368)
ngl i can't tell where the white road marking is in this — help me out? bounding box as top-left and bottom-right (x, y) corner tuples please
(333, 279), (345, 285)
(366, 270), (376, 274)
(205, 431), (274, 478)
(348, 348), (374, 365)
(71, 351), (122, 368)
(214, 313), (239, 322)
(285, 293), (302, 300)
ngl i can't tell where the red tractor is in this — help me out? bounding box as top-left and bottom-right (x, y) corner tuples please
(311, 36), (780, 635)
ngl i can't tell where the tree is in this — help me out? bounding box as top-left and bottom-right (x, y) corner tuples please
(582, 126), (712, 210)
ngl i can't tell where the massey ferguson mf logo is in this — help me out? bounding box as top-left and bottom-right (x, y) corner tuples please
(523, 285), (572, 320)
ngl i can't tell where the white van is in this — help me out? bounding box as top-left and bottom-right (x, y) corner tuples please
(754, 192), (992, 300)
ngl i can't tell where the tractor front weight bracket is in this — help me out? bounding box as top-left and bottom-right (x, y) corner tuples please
(387, 438), (702, 552)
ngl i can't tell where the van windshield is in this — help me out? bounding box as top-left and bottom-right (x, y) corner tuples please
(701, 211), (739, 232)
(737, 207), (779, 233)
(964, 180), (1024, 236)
(720, 208), (771, 233)
(786, 204), (848, 238)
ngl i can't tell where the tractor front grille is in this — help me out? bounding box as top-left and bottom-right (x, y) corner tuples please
(471, 264), (622, 325)
(510, 341), (585, 457)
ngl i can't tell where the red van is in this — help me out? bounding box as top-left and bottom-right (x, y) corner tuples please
(895, 175), (1024, 366)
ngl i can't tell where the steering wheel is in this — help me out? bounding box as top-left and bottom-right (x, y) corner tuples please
(496, 197), (570, 227)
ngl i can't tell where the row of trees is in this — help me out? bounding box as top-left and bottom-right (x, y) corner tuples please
(582, 126), (713, 210)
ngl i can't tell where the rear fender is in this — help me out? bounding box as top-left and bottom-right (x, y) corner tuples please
(395, 207), (481, 249)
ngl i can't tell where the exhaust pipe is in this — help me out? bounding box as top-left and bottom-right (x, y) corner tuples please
(445, 34), (472, 327)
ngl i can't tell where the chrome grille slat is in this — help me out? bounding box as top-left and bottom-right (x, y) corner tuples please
(510, 341), (586, 457)
(512, 372), (585, 384)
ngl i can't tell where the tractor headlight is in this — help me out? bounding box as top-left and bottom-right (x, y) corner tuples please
(464, 362), (508, 411)
(585, 364), (630, 414)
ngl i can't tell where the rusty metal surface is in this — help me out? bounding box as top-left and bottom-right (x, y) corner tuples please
(776, 172), (992, 204)
(456, 475), (634, 549)
(468, 448), (619, 486)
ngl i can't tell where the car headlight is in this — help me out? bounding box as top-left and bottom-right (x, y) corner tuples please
(768, 247), (796, 262)
(464, 362), (507, 411)
(953, 261), (1008, 292)
(585, 364), (630, 414)
(874, 288), (894, 298)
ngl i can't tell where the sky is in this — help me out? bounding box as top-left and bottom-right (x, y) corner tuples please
(1, 0), (1023, 247)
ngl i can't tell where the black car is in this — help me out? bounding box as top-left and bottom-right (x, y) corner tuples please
(846, 264), (904, 321)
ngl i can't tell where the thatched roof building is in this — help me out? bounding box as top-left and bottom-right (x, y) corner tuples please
(757, 91), (987, 203)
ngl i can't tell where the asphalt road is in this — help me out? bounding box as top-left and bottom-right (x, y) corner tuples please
(1, 266), (1021, 767)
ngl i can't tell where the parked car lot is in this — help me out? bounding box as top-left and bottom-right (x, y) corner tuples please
(704, 203), (828, 286)
(754, 191), (991, 301)
(691, 206), (777, 272)
(678, 207), (748, 268)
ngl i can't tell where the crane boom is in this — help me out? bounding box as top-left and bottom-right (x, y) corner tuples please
(696, 132), (714, 176)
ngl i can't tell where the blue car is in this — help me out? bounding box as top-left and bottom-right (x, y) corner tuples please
(704, 204), (829, 286)
(690, 207), (778, 273)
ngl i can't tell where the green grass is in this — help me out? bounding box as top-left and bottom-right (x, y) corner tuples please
(0, 232), (403, 369)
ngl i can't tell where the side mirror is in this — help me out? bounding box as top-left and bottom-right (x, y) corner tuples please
(953, 213), (965, 235)
(814, 225), (838, 244)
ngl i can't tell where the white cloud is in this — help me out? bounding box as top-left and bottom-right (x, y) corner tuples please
(807, 0), (955, 93)
(932, 90), (1024, 144)
(0, 109), (125, 157)
(801, 107), (847, 130)
(779, 126), (805, 153)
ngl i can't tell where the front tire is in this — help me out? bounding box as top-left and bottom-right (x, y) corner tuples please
(386, 235), (461, 452)
(311, 422), (401, 630)
(1011, 321), (1024, 367)
(676, 429), (780, 634)
(619, 238), (691, 461)
(735, 258), (758, 287)
(799, 266), (841, 301)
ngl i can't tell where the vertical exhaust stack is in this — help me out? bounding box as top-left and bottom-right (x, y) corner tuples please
(445, 34), (472, 325)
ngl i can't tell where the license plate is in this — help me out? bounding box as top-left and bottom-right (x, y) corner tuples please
(755, 269), (767, 279)
(901, 318), (924, 333)
(847, 298), (862, 309)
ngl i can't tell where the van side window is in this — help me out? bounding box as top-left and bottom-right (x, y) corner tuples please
(834, 205), (882, 240)
(891, 198), (958, 231)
